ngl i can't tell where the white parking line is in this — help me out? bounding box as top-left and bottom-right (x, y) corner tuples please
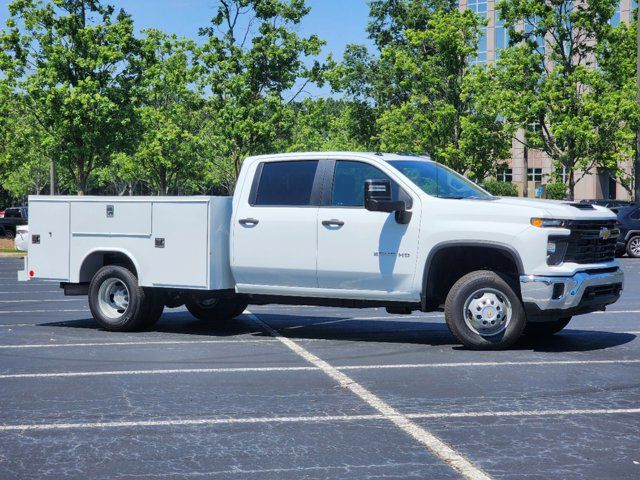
(0, 309), (89, 314)
(0, 407), (637, 432)
(0, 299), (82, 304)
(247, 312), (492, 480)
(0, 366), (317, 379)
(0, 338), (276, 349)
(0, 285), (63, 295)
(1, 358), (638, 378)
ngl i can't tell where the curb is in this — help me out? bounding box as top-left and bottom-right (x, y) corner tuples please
(0, 252), (26, 258)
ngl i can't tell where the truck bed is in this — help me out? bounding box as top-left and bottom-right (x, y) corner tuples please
(21, 196), (234, 291)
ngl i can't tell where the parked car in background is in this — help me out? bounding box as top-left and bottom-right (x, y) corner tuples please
(0, 209), (4, 218)
(615, 206), (640, 258)
(0, 207), (28, 239)
(14, 225), (29, 252)
(581, 199), (635, 210)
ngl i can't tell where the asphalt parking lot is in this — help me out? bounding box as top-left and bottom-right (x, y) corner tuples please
(0, 257), (639, 479)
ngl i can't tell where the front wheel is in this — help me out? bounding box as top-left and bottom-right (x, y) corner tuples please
(445, 270), (526, 350)
(523, 317), (571, 338)
(186, 297), (248, 322)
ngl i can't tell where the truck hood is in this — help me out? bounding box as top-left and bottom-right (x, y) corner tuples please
(491, 197), (615, 220)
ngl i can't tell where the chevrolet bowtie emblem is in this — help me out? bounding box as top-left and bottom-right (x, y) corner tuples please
(599, 227), (611, 240)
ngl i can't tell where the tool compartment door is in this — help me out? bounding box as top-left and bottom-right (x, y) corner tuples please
(149, 201), (209, 288)
(29, 201), (70, 280)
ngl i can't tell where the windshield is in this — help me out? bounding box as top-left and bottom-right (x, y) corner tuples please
(388, 160), (493, 200)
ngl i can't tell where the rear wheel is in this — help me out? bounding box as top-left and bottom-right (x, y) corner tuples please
(445, 270), (526, 350)
(523, 317), (571, 338)
(626, 236), (640, 258)
(186, 297), (248, 322)
(88, 265), (148, 332)
(3, 229), (15, 240)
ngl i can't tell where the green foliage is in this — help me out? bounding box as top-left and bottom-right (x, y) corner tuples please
(494, 0), (639, 199)
(0, 0), (637, 200)
(545, 182), (567, 200)
(483, 180), (518, 197)
(0, 0), (140, 195)
(195, 0), (325, 193)
(332, 1), (512, 181)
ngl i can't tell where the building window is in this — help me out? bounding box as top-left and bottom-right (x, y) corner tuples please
(527, 168), (543, 183)
(497, 168), (512, 182)
(468, 0), (488, 64)
(495, 13), (508, 59)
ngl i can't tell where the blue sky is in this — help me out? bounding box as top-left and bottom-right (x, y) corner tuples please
(0, 0), (373, 96)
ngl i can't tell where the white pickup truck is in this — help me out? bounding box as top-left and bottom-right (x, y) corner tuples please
(19, 152), (624, 349)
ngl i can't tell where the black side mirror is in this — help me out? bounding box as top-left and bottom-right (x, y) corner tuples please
(364, 179), (411, 224)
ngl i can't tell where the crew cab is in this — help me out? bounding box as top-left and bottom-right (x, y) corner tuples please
(19, 152), (624, 349)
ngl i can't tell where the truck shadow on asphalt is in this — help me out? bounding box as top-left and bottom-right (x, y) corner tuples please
(41, 311), (637, 353)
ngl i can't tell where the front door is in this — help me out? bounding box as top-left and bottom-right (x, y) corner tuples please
(316, 160), (421, 298)
(232, 159), (322, 289)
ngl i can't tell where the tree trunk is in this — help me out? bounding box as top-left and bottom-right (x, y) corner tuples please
(49, 159), (56, 195)
(568, 169), (575, 201)
(522, 144), (529, 198)
(635, 14), (640, 201)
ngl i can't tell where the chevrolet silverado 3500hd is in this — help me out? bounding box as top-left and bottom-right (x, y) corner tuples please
(19, 152), (624, 349)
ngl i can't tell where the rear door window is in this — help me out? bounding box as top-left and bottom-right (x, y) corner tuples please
(253, 160), (319, 206)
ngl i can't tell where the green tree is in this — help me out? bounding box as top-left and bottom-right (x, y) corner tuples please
(195, 0), (325, 193)
(332, 1), (511, 180)
(287, 98), (377, 151)
(496, 0), (638, 199)
(0, 83), (51, 200)
(0, 0), (140, 195)
(129, 29), (204, 195)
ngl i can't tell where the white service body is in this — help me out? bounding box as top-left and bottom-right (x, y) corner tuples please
(21, 196), (234, 291)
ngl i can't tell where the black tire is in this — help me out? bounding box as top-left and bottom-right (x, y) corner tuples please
(523, 317), (571, 338)
(88, 265), (148, 332)
(140, 289), (165, 329)
(626, 235), (640, 258)
(3, 228), (15, 240)
(186, 298), (248, 322)
(445, 270), (526, 350)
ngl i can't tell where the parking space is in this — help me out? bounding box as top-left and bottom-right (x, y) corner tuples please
(0, 256), (639, 479)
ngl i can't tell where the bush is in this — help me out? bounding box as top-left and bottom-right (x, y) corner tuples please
(483, 180), (518, 197)
(545, 182), (567, 200)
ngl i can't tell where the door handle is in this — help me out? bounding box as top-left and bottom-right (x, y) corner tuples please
(239, 218), (259, 226)
(322, 219), (344, 227)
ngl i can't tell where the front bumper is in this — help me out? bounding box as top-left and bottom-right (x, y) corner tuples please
(520, 268), (623, 320)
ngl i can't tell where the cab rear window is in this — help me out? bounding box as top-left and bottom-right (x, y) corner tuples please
(253, 161), (319, 206)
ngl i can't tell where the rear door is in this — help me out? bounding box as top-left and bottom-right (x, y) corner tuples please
(232, 159), (323, 289)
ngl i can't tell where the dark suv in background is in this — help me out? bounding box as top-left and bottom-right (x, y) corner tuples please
(616, 206), (640, 257)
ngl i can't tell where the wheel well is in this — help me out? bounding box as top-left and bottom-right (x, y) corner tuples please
(424, 245), (522, 308)
(79, 251), (138, 283)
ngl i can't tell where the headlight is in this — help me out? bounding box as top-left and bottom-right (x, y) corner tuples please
(531, 218), (567, 228)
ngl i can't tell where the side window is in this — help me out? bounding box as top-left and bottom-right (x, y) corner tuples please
(254, 160), (319, 206)
(332, 161), (399, 207)
(630, 208), (640, 220)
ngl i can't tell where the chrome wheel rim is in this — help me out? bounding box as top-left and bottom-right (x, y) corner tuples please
(198, 298), (219, 309)
(463, 288), (512, 337)
(630, 238), (640, 256)
(97, 278), (130, 320)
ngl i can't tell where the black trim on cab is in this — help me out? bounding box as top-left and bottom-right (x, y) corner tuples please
(420, 240), (525, 311)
